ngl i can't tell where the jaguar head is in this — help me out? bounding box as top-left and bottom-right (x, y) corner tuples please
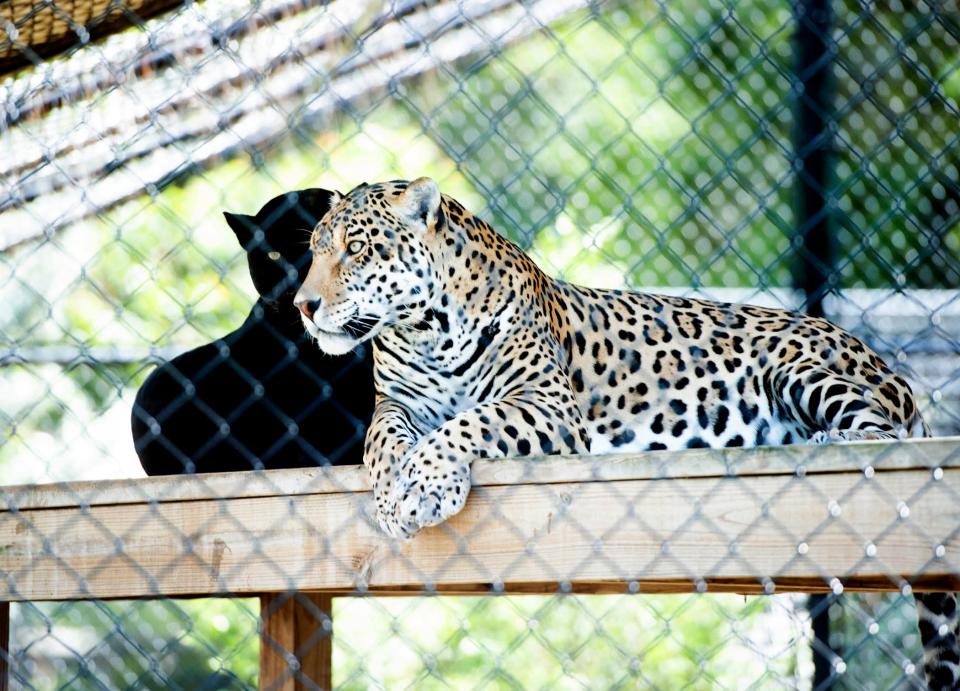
(293, 178), (445, 355)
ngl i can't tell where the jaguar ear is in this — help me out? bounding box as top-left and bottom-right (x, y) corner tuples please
(224, 212), (257, 249)
(285, 189), (338, 229)
(317, 190), (343, 226)
(401, 177), (441, 230)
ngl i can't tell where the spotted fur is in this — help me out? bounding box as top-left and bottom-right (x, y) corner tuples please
(294, 178), (957, 689)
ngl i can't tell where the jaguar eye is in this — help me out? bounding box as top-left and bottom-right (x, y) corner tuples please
(347, 240), (365, 255)
(267, 251), (281, 261)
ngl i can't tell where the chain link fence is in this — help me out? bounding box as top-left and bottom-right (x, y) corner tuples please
(1, 0), (959, 688)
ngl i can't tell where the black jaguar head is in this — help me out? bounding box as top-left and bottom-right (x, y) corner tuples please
(224, 188), (336, 307)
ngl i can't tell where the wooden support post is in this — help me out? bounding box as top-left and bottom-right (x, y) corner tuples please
(297, 593), (334, 690)
(260, 592), (334, 691)
(260, 593), (295, 691)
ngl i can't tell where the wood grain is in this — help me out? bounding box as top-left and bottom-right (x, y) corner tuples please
(0, 449), (956, 601)
(2, 437), (956, 511)
(259, 592), (334, 691)
(295, 593), (333, 691)
(260, 593), (295, 691)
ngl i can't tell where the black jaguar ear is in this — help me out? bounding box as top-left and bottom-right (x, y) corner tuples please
(224, 212), (257, 249)
(291, 189), (338, 227)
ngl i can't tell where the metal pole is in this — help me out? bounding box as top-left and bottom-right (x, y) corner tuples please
(793, 0), (835, 319)
(793, 0), (838, 687)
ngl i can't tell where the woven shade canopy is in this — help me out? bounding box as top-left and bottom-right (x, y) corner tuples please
(0, 0), (185, 74)
(0, 0), (589, 250)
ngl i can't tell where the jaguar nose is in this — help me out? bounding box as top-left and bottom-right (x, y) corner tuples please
(295, 297), (321, 320)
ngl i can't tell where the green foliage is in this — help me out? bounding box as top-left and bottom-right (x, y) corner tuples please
(409, 0), (959, 289)
(834, 593), (924, 690)
(832, 0), (960, 288)
(12, 598), (259, 689)
(416, 1), (798, 288)
(333, 594), (807, 689)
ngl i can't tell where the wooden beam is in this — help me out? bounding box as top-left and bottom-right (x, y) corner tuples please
(259, 593), (333, 691)
(0, 440), (957, 601)
(2, 436), (957, 511)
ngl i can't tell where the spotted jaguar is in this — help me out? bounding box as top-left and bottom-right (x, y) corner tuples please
(294, 178), (957, 689)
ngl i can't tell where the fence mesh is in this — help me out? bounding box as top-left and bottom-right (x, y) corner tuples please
(1, 0), (959, 688)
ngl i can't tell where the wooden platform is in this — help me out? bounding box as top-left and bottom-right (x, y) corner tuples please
(1, 438), (959, 600)
(1, 439), (959, 689)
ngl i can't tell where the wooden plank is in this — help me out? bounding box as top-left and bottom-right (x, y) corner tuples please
(2, 437), (959, 511)
(259, 593), (334, 691)
(0, 466), (957, 601)
(0, 466), (369, 512)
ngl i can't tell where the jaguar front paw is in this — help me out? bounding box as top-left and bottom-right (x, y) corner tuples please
(372, 478), (419, 540)
(378, 463), (471, 538)
(373, 500), (415, 539)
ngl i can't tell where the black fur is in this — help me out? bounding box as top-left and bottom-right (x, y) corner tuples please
(131, 189), (375, 474)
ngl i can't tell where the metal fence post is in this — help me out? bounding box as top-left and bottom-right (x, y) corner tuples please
(793, 0), (838, 686)
(794, 0), (836, 319)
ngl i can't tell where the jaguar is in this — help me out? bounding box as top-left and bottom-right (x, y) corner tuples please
(294, 178), (957, 688)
